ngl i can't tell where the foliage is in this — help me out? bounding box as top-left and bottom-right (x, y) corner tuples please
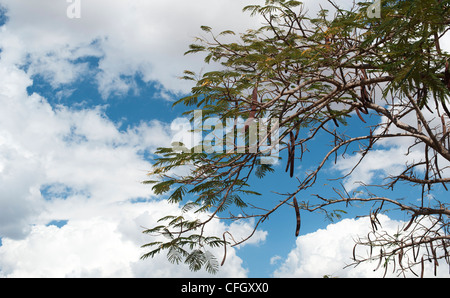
(141, 0), (450, 276)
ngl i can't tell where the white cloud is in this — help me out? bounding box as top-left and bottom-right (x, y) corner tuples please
(335, 146), (424, 191)
(0, 64), (149, 238)
(270, 255), (282, 265)
(334, 98), (450, 191)
(0, 17), (264, 272)
(0, 201), (257, 278)
(0, 0), (265, 98)
(273, 215), (449, 278)
(0, 61), (265, 277)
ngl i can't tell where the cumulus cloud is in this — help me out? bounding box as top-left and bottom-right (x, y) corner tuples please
(0, 61), (268, 277)
(0, 0), (353, 98)
(334, 98), (450, 191)
(0, 65), (266, 277)
(0, 0), (265, 98)
(12, 196), (262, 278)
(335, 146), (424, 191)
(0, 0), (275, 277)
(0, 201), (255, 278)
(0, 65), (154, 234)
(273, 215), (449, 278)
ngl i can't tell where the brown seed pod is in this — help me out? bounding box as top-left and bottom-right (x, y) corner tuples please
(293, 196), (301, 237)
(355, 107), (367, 123)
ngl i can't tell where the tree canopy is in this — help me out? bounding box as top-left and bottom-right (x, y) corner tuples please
(141, 0), (450, 277)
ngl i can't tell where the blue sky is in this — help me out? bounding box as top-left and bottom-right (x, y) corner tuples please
(0, 0), (448, 278)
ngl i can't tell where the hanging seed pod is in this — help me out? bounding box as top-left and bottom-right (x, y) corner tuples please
(293, 196), (301, 237)
(355, 107), (367, 123)
(249, 87), (258, 119)
(421, 256), (425, 278)
(412, 235), (419, 263)
(360, 80), (371, 103)
(285, 131), (296, 178)
(374, 249), (384, 272)
(444, 60), (450, 91)
(442, 239), (449, 264)
(404, 215), (416, 231)
(441, 115), (447, 143)
(430, 241), (439, 275)
(221, 234), (227, 267)
(390, 255), (396, 275)
(327, 104), (339, 127)
(290, 152), (295, 178)
(367, 232), (373, 257)
(398, 246), (404, 270)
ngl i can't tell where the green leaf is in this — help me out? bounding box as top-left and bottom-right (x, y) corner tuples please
(141, 180), (159, 185)
(168, 186), (186, 204)
(219, 30), (235, 36)
(167, 246), (186, 265)
(200, 25), (212, 32)
(184, 44), (206, 55)
(140, 246), (163, 260)
(140, 241), (162, 249)
(185, 250), (205, 272)
(204, 251), (219, 274)
(152, 180), (175, 195)
(142, 226), (165, 234)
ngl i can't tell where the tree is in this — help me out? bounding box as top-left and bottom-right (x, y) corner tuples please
(141, 0), (450, 277)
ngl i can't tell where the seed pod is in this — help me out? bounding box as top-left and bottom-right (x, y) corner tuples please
(412, 235), (418, 263)
(445, 60), (450, 91)
(221, 234), (227, 267)
(249, 87), (258, 119)
(442, 239), (449, 264)
(430, 241), (438, 277)
(418, 86), (429, 110)
(285, 131), (296, 178)
(327, 105), (339, 127)
(367, 232), (373, 257)
(355, 107), (367, 123)
(404, 215), (416, 231)
(360, 77), (371, 103)
(293, 196), (301, 237)
(421, 256), (425, 278)
(441, 115), (448, 147)
(430, 241), (438, 269)
(374, 249), (383, 272)
(290, 146), (295, 178)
